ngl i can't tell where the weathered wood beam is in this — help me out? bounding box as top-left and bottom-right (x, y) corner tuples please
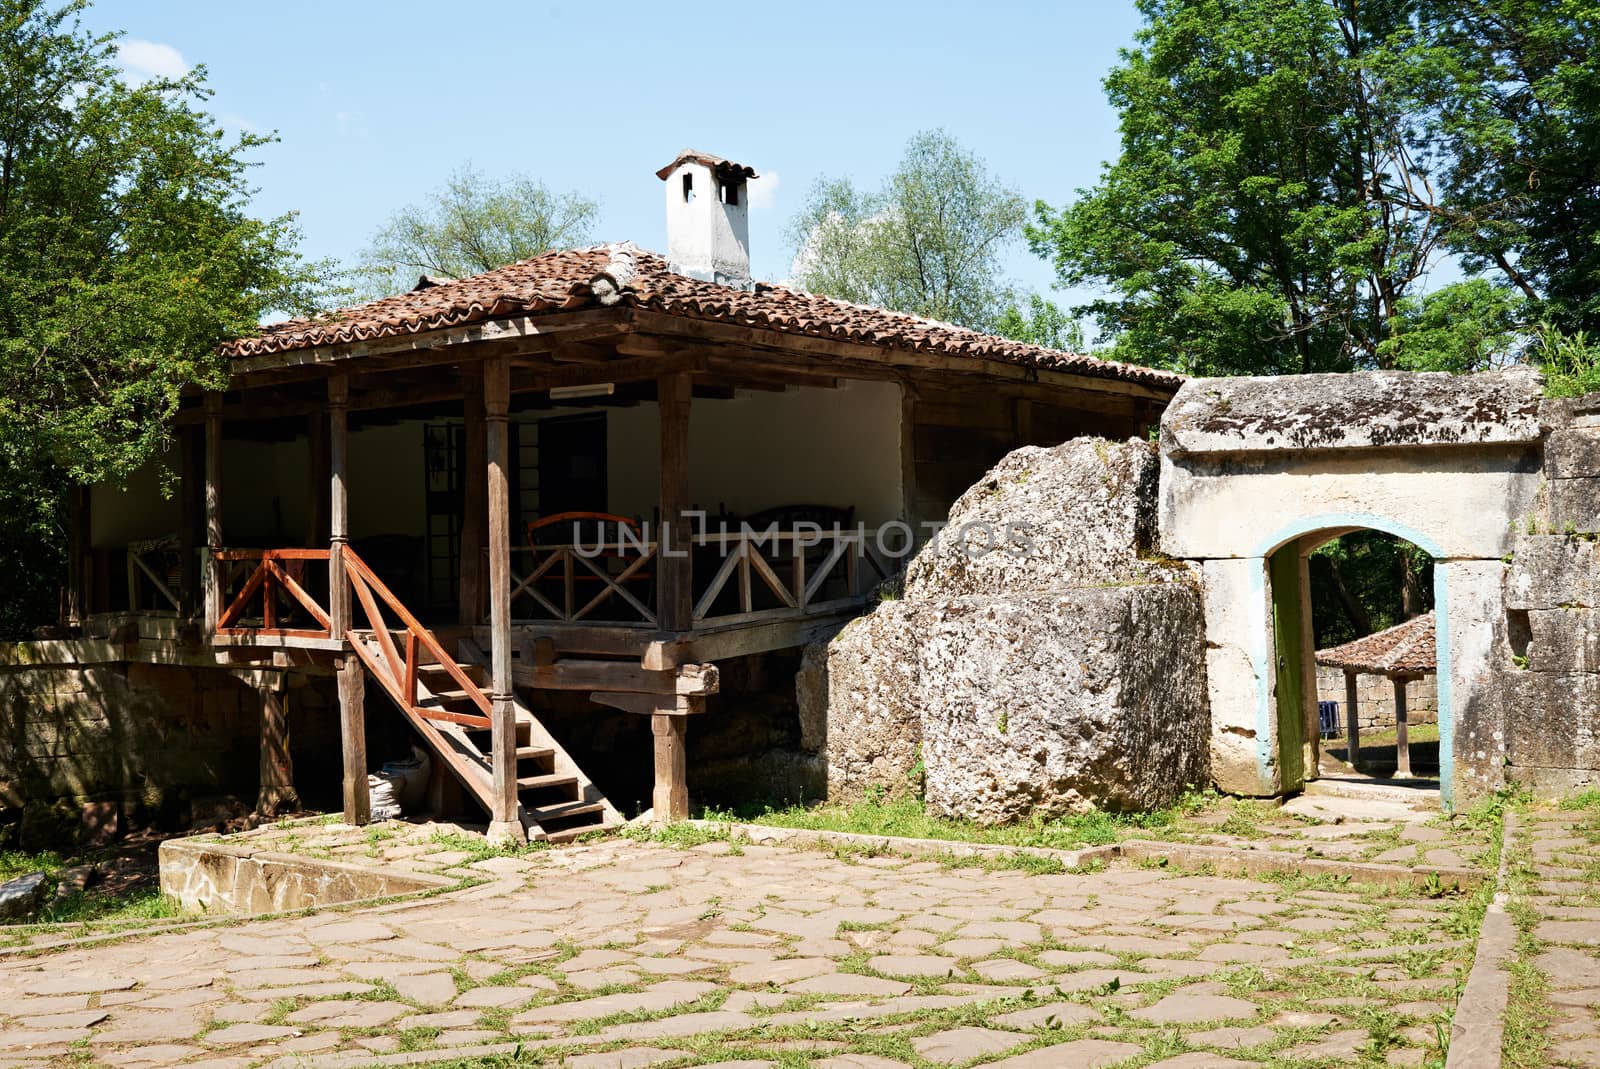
(513, 660), (718, 695)
(328, 376), (351, 639)
(484, 354), (525, 845)
(652, 712), (689, 824)
(337, 655), (369, 825)
(257, 680), (299, 817)
(590, 692), (706, 716)
(640, 613), (857, 670)
(657, 370), (693, 632)
(203, 394), (223, 634)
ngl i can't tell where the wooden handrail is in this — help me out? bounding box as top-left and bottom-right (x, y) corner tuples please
(214, 548), (332, 637)
(342, 548), (492, 718)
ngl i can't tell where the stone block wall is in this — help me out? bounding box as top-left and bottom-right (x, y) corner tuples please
(1313, 667), (1437, 732)
(1496, 395), (1600, 797)
(0, 653), (339, 846)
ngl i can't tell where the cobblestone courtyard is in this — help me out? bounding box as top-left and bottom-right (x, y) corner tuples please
(0, 810), (1510, 1069)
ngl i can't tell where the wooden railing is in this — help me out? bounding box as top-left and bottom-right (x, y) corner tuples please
(344, 549), (492, 730)
(503, 527), (893, 629)
(126, 537), (182, 612)
(506, 542), (659, 626)
(692, 528), (892, 627)
(214, 549), (331, 638)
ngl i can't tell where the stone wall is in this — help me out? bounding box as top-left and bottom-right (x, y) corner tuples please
(801, 439), (1211, 823)
(1313, 667), (1437, 732)
(160, 835), (451, 914)
(0, 650), (340, 847)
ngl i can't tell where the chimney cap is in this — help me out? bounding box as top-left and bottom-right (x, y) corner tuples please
(655, 149), (758, 182)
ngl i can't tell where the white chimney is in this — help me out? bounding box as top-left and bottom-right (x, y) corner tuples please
(656, 150), (756, 290)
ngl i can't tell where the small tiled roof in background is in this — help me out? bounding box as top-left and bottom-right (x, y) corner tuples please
(1316, 614), (1436, 675)
(223, 244), (1183, 390)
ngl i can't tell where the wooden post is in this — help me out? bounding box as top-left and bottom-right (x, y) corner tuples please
(328, 376), (351, 639)
(459, 374), (487, 625)
(65, 486), (89, 627)
(652, 711), (688, 823)
(485, 356), (525, 844)
(900, 380), (919, 542)
(1393, 675), (1412, 779)
(178, 428), (200, 618)
(657, 371), (693, 632)
(202, 393), (224, 634)
(1344, 669), (1361, 771)
(337, 656), (369, 825)
(257, 679), (300, 817)
(1296, 546), (1319, 780)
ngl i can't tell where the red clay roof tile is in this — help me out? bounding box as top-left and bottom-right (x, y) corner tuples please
(223, 244), (1182, 390)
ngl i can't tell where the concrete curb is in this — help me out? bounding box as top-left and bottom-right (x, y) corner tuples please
(689, 821), (1485, 888)
(1444, 808), (1520, 1069)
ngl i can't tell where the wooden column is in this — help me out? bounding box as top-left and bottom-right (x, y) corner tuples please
(328, 376), (351, 638)
(257, 679), (299, 816)
(652, 712), (689, 823)
(1393, 675), (1412, 779)
(1344, 669), (1361, 771)
(657, 371), (693, 632)
(337, 656), (369, 825)
(65, 485), (89, 627)
(459, 374), (488, 626)
(202, 393), (224, 633)
(485, 356), (525, 844)
(178, 428), (200, 618)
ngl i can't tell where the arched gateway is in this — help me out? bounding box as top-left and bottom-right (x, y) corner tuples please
(1157, 369), (1546, 810)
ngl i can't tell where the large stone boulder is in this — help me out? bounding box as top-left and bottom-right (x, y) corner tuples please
(919, 587), (1209, 821)
(800, 437), (1211, 820)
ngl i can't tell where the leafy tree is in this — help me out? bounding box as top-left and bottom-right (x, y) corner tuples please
(1379, 279), (1526, 373)
(787, 130), (1028, 334)
(994, 294), (1087, 352)
(1416, 0), (1600, 336)
(0, 0), (328, 636)
(1310, 532), (1434, 648)
(354, 165), (599, 299)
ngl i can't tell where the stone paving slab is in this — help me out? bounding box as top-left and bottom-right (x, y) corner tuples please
(0, 814), (1512, 1067)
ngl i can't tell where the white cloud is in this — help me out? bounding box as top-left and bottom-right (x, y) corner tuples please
(116, 39), (190, 87)
(335, 110), (368, 139)
(748, 169), (781, 211)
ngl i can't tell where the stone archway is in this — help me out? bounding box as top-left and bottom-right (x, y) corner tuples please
(1157, 369), (1546, 810)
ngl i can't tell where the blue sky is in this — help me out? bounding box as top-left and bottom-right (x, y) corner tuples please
(87, 1), (1145, 301)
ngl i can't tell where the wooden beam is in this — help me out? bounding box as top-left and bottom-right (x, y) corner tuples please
(657, 370), (693, 632)
(483, 354), (525, 844)
(178, 428), (200, 618)
(203, 393), (223, 634)
(517, 352), (707, 390)
(1344, 669), (1361, 771)
(640, 613), (857, 670)
(328, 376), (351, 639)
(307, 405), (330, 547)
(590, 692), (706, 716)
(514, 659), (717, 695)
(337, 656), (369, 825)
(257, 681), (299, 817)
(652, 712), (689, 823)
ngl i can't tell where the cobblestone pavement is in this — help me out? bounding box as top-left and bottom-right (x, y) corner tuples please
(1510, 804), (1600, 1068)
(0, 820), (1489, 1069)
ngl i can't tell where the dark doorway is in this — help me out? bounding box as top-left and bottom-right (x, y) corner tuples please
(537, 414), (608, 517)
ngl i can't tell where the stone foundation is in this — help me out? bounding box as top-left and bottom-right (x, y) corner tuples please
(0, 649), (340, 847)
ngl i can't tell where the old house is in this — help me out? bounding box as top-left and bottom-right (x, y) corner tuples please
(21, 152), (1180, 844)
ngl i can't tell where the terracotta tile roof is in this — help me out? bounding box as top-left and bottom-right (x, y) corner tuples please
(1316, 614), (1436, 675)
(223, 244), (1183, 390)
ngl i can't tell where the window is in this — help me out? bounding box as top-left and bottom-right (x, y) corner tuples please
(682, 173), (694, 202)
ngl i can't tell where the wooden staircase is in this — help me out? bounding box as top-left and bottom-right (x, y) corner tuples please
(342, 551), (620, 842)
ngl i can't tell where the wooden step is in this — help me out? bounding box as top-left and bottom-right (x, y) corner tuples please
(516, 745), (555, 762)
(530, 798), (607, 822)
(543, 822), (610, 845)
(429, 688), (485, 705)
(516, 772), (578, 792)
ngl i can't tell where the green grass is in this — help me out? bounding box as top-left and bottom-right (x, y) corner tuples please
(697, 789), (1214, 851)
